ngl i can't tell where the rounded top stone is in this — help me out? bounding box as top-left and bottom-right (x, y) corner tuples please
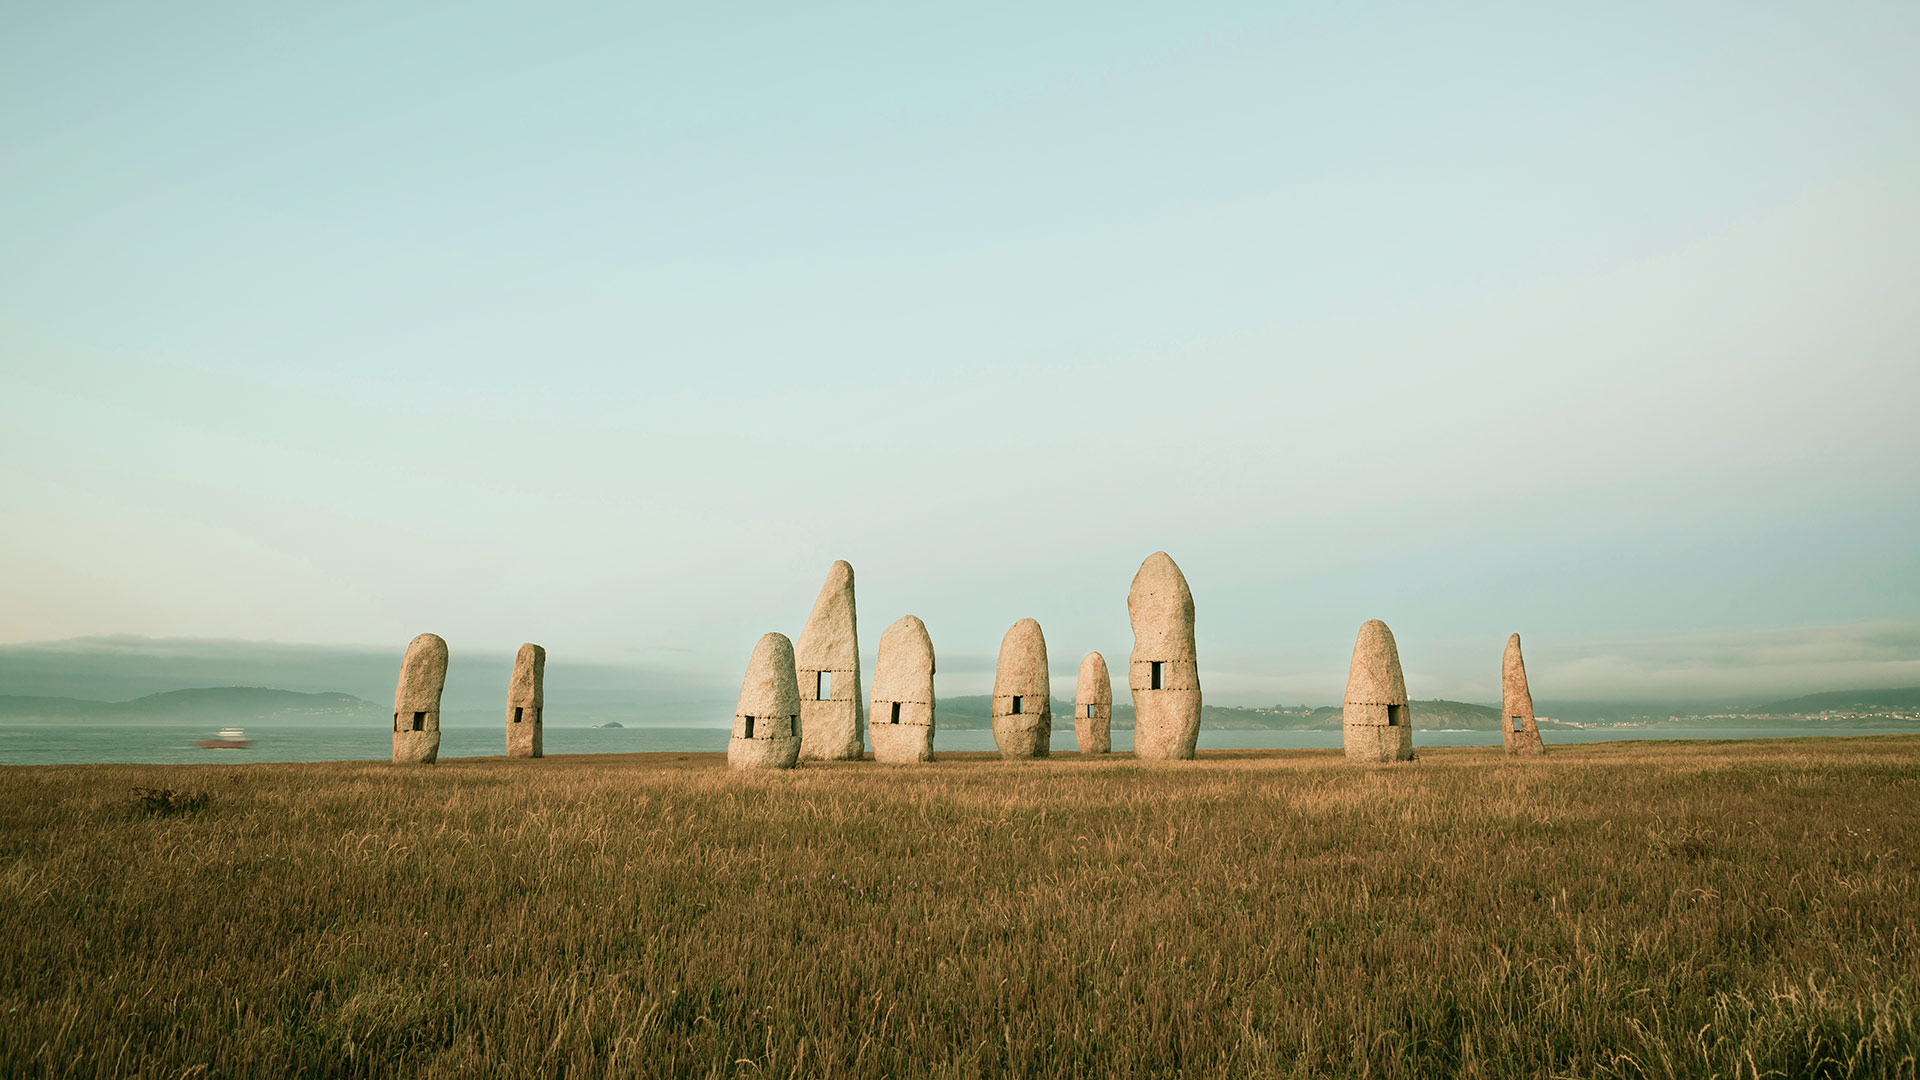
(1128, 552), (1196, 660)
(405, 633), (448, 665)
(736, 632), (801, 717)
(1075, 652), (1112, 705)
(509, 642), (545, 705)
(993, 618), (1049, 696)
(394, 632), (449, 711)
(1344, 619), (1408, 705)
(873, 615), (935, 700)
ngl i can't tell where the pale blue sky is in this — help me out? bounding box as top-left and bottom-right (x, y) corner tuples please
(3, 3), (1917, 703)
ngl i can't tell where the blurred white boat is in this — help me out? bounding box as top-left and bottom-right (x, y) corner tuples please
(197, 727), (251, 749)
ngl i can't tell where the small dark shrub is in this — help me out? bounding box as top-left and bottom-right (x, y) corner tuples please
(131, 787), (211, 817)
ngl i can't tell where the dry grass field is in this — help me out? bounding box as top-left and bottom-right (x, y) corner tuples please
(2, 736), (1917, 1079)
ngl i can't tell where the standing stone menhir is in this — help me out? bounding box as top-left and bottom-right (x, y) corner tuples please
(991, 618), (1051, 759)
(391, 632), (448, 765)
(870, 615), (935, 764)
(1074, 652), (1113, 754)
(729, 632), (802, 771)
(1502, 633), (1545, 756)
(797, 560), (864, 761)
(505, 642), (545, 759)
(1128, 552), (1202, 760)
(1342, 619), (1414, 763)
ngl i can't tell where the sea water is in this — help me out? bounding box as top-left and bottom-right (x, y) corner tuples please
(0, 720), (1900, 766)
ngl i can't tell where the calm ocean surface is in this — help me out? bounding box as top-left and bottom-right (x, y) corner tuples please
(0, 721), (1899, 766)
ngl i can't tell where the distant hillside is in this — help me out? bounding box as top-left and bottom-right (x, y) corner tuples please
(1271, 700), (1509, 730)
(1752, 687), (1920, 715)
(936, 696), (1075, 729)
(0, 687), (386, 724)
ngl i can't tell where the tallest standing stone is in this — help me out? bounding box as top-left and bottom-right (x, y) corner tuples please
(797, 560), (864, 761)
(1128, 552), (1202, 760)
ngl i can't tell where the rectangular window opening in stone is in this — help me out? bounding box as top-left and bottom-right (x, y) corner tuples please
(1512, 716), (1524, 732)
(1086, 704), (1096, 718)
(890, 702), (901, 725)
(411, 711), (426, 731)
(744, 715), (755, 738)
(1151, 661), (1164, 690)
(513, 706), (523, 724)
(817, 670), (830, 699)
(1011, 695), (1024, 715)
(1386, 705), (1403, 727)
(393, 711), (400, 731)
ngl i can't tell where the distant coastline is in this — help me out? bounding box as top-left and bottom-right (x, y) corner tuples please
(4, 686), (1916, 733)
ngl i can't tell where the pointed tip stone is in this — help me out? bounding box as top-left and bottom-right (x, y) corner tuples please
(797, 560), (863, 761)
(506, 642), (545, 759)
(1342, 620), (1413, 763)
(992, 619), (1050, 759)
(730, 632), (801, 770)
(1128, 551), (1201, 760)
(1502, 633), (1545, 756)
(871, 615), (935, 764)
(392, 633), (448, 765)
(1074, 651), (1113, 754)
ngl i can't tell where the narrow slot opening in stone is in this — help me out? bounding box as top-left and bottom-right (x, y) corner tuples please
(744, 715), (755, 738)
(412, 711), (426, 731)
(1086, 704), (1096, 718)
(817, 670), (830, 699)
(1512, 716), (1524, 732)
(1151, 661), (1164, 690)
(392, 712), (400, 731)
(1011, 695), (1023, 715)
(513, 706), (523, 724)
(890, 702), (901, 725)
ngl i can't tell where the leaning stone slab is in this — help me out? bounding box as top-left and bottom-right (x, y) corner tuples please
(797, 560), (864, 761)
(505, 642), (545, 759)
(1128, 552), (1201, 760)
(729, 632), (802, 770)
(1502, 633), (1545, 757)
(991, 618), (1050, 759)
(392, 633), (448, 765)
(1342, 619), (1414, 763)
(1074, 652), (1113, 754)
(870, 615), (935, 764)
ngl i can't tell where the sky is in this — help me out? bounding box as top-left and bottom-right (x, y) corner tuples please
(2, 3), (1917, 706)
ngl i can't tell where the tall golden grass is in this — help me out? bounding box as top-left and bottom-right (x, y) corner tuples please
(2, 736), (1916, 1078)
